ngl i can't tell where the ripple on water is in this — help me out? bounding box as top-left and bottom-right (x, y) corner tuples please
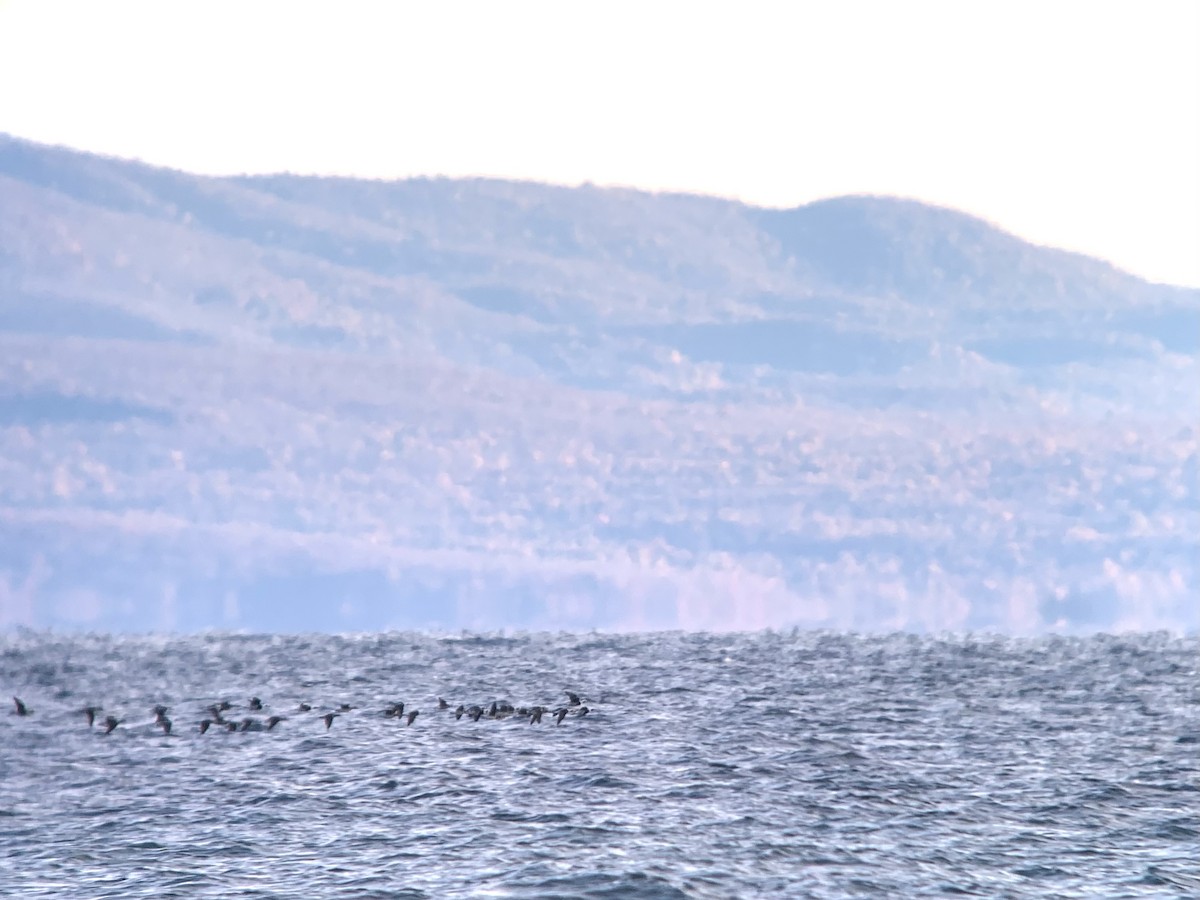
(1, 630), (1197, 898)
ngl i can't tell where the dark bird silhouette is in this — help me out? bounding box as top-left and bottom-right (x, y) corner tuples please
(266, 715), (286, 730)
(297, 703), (312, 712)
(12, 696), (30, 716)
(469, 705), (484, 722)
(565, 691), (581, 707)
(225, 721), (238, 732)
(554, 707), (569, 726)
(405, 710), (419, 726)
(454, 705), (465, 720)
(530, 706), (544, 725)
(437, 697), (449, 710)
(323, 712), (338, 729)
(576, 706), (590, 718)
(249, 697), (263, 711)
(337, 703), (353, 712)
(82, 705), (101, 727)
(240, 717), (260, 732)
(158, 717), (173, 735)
(489, 701), (515, 718)
(384, 701), (405, 718)
(199, 719), (213, 734)
(103, 716), (120, 734)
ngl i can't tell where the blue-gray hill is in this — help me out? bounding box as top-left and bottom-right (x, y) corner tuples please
(0, 133), (1195, 632)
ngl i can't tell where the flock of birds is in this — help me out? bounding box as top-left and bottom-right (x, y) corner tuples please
(9, 692), (592, 734)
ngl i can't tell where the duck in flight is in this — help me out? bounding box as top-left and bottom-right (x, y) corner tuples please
(12, 696), (30, 716)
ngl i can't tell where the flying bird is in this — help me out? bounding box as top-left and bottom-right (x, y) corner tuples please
(12, 696), (30, 716)
(384, 702), (405, 718)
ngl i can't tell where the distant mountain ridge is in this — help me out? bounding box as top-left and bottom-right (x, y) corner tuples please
(0, 134), (1196, 633)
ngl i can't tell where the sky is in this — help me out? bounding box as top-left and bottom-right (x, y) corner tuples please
(0, 0), (1198, 287)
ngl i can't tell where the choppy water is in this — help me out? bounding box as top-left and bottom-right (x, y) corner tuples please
(1, 631), (1197, 898)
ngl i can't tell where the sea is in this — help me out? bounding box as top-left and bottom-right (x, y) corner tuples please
(1, 630), (1197, 899)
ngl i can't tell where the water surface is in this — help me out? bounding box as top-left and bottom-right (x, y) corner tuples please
(2, 631), (1197, 898)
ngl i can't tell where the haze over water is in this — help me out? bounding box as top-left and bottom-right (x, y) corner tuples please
(3, 630), (1197, 898)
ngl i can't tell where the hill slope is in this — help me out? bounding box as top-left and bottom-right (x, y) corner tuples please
(1, 134), (1196, 632)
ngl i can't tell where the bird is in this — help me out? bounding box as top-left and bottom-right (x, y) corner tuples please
(576, 706), (590, 718)
(405, 710), (419, 726)
(158, 717), (173, 735)
(437, 697), (449, 710)
(530, 706), (544, 725)
(199, 719), (213, 734)
(12, 696), (30, 716)
(554, 707), (569, 726)
(454, 705), (466, 720)
(487, 701), (515, 719)
(296, 703), (312, 713)
(337, 703), (353, 712)
(322, 712), (338, 730)
(266, 715), (286, 730)
(249, 697), (263, 711)
(468, 705), (484, 722)
(82, 706), (101, 727)
(103, 716), (120, 734)
(565, 691), (582, 707)
(384, 702), (405, 718)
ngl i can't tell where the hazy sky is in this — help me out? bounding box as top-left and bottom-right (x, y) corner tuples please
(1, 0), (1197, 286)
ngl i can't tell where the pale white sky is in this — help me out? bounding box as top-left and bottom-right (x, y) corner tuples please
(1, 0), (1197, 286)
